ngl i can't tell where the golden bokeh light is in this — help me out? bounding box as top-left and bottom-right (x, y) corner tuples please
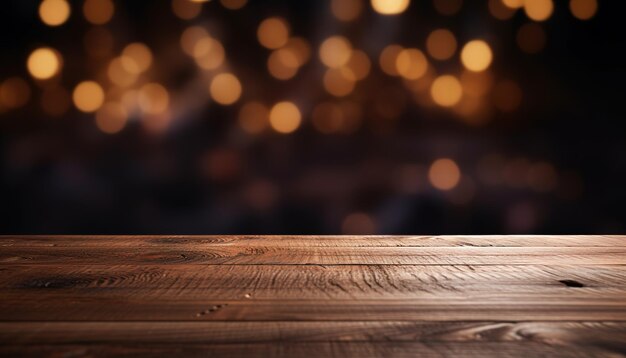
(209, 73), (242, 105)
(285, 37), (312, 66)
(501, 0), (524, 9)
(193, 37), (226, 70)
(138, 83), (169, 114)
(267, 48), (300, 80)
(239, 101), (269, 134)
(570, 0), (597, 20)
(96, 102), (128, 134)
(107, 58), (138, 87)
(269, 101), (301, 134)
(0, 77), (31, 109)
(379, 44), (403, 76)
(83, 0), (114, 25)
(27, 48), (62, 80)
(319, 36), (352, 68)
(346, 50), (371, 81)
(220, 0), (247, 10)
(41, 86), (70, 116)
(426, 29), (457, 60)
(370, 0), (410, 15)
(323, 67), (357, 97)
(331, 0), (363, 21)
(493, 80), (523, 112)
(121, 43), (153, 74)
(396, 48), (428, 80)
(461, 40), (493, 72)
(181, 26), (209, 56)
(430, 75), (462, 107)
(73, 81), (105, 112)
(488, 0), (515, 20)
(524, 0), (554, 22)
(257, 17), (290, 49)
(517, 23), (546, 54)
(172, 0), (202, 20)
(433, 0), (463, 16)
(39, 0), (71, 26)
(429, 158), (461, 190)
(460, 70), (494, 98)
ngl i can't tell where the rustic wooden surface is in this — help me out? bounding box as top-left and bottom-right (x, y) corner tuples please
(0, 235), (625, 357)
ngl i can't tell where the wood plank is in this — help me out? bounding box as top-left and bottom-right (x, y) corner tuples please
(1, 235), (624, 248)
(1, 296), (625, 321)
(1, 264), (624, 300)
(0, 342), (620, 358)
(1, 321), (625, 348)
(1, 246), (625, 265)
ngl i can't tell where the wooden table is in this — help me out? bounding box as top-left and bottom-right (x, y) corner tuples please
(1, 235), (625, 357)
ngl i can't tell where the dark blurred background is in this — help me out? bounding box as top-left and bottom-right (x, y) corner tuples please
(1, 0), (624, 234)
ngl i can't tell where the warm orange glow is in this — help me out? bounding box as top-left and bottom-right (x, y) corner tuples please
(267, 48), (300, 80)
(461, 40), (493, 72)
(172, 0), (202, 20)
(524, 0), (554, 22)
(285, 37), (312, 66)
(429, 158), (461, 190)
(346, 50), (371, 80)
(430, 75), (462, 107)
(121, 43), (153, 74)
(501, 0), (524, 9)
(83, 0), (114, 25)
(107, 58), (138, 87)
(0, 77), (31, 109)
(193, 38), (225, 70)
(379, 44), (403, 76)
(39, 0), (71, 26)
(220, 0), (247, 10)
(73, 81), (105, 112)
(209, 73), (242, 105)
(181, 26), (209, 56)
(27, 48), (62, 80)
(269, 101), (301, 134)
(96, 102), (128, 134)
(331, 0), (363, 21)
(138, 83), (169, 114)
(488, 0), (515, 20)
(323, 67), (357, 97)
(319, 36), (352, 68)
(517, 23), (546, 54)
(570, 0), (597, 20)
(426, 29), (457, 60)
(370, 0), (410, 15)
(396, 48), (428, 80)
(257, 17), (290, 49)
(239, 101), (269, 134)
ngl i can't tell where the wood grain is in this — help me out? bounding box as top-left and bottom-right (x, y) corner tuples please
(1, 235), (625, 357)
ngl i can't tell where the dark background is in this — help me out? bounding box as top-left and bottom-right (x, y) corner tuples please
(1, 0), (624, 234)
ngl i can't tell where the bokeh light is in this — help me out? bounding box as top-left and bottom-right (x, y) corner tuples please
(426, 29), (457, 61)
(430, 75), (462, 107)
(39, 0), (71, 26)
(210, 73), (242, 105)
(331, 0), (363, 22)
(269, 101), (301, 134)
(319, 36), (352, 68)
(370, 0), (410, 15)
(72, 81), (105, 112)
(27, 48), (62, 80)
(83, 0), (115, 25)
(257, 17), (290, 49)
(570, 0), (598, 20)
(239, 101), (269, 134)
(429, 158), (461, 190)
(396, 49), (428, 80)
(138, 83), (170, 114)
(95, 102), (128, 134)
(523, 0), (554, 22)
(461, 40), (493, 72)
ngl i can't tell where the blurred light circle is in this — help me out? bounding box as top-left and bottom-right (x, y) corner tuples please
(396, 48), (428, 80)
(210, 73), (242, 105)
(370, 0), (410, 15)
(570, 0), (597, 20)
(429, 158), (461, 190)
(27, 48), (62, 80)
(331, 0), (363, 21)
(39, 0), (71, 26)
(239, 101), (269, 134)
(461, 40), (493, 72)
(523, 0), (554, 22)
(83, 0), (115, 25)
(138, 83), (170, 114)
(269, 101), (301, 134)
(257, 17), (290, 49)
(73, 81), (105, 112)
(96, 102), (128, 134)
(430, 75), (462, 107)
(426, 29), (457, 60)
(319, 36), (352, 68)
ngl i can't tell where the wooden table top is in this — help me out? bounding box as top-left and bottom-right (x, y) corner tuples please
(0, 235), (625, 357)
